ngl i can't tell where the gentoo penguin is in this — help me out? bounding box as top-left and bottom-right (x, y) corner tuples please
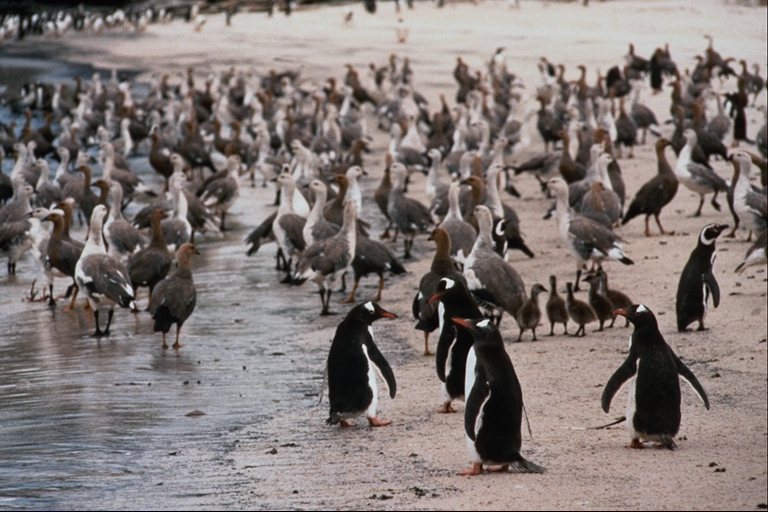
(602, 304), (710, 450)
(452, 317), (545, 476)
(428, 277), (482, 413)
(675, 223), (728, 332)
(326, 301), (397, 427)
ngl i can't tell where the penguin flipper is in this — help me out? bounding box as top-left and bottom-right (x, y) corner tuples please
(435, 323), (456, 382)
(364, 337), (397, 399)
(702, 271), (720, 308)
(601, 355), (637, 413)
(464, 366), (489, 441)
(673, 353), (710, 410)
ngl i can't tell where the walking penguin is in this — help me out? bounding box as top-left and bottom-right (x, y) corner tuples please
(325, 301), (397, 427)
(602, 304), (710, 450)
(676, 223), (728, 332)
(452, 317), (545, 475)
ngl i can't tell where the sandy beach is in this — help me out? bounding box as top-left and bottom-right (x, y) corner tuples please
(0, 0), (766, 510)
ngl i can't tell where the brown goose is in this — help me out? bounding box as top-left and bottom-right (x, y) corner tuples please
(104, 182), (145, 260)
(43, 208), (84, 309)
(293, 201), (357, 316)
(558, 129), (586, 183)
(438, 181), (476, 264)
(387, 162), (431, 258)
(622, 139), (678, 236)
(515, 283), (547, 341)
(582, 273), (614, 331)
(128, 209), (172, 305)
(374, 153), (394, 239)
(272, 172), (307, 279)
(200, 154), (241, 231)
(595, 269), (632, 327)
(614, 97), (638, 158)
(303, 179), (340, 246)
(565, 281), (596, 337)
(547, 177), (633, 291)
(463, 205), (526, 326)
(545, 275), (568, 335)
(75, 205), (136, 337)
(412, 227), (465, 356)
(343, 236), (406, 304)
(149, 243), (199, 350)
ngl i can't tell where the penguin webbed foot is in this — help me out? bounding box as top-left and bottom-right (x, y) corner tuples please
(437, 402), (457, 414)
(628, 438), (645, 449)
(458, 463), (484, 476)
(367, 416), (392, 427)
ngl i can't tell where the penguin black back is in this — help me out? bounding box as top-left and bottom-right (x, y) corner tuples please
(676, 224), (727, 332)
(326, 301), (397, 427)
(453, 317), (545, 474)
(602, 304), (710, 450)
(429, 277), (483, 412)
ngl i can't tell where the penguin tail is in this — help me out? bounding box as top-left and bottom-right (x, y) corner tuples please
(326, 412), (340, 426)
(660, 435), (677, 451)
(508, 458), (546, 474)
(619, 256), (634, 265)
(507, 234), (535, 258)
(649, 124), (662, 137)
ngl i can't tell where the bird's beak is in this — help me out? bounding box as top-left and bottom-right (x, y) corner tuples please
(376, 306), (397, 319)
(451, 317), (473, 329)
(427, 292), (443, 305)
(613, 308), (628, 318)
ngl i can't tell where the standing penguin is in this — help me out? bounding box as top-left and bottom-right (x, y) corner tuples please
(602, 304), (710, 450)
(428, 277), (483, 413)
(326, 301), (397, 427)
(452, 317), (545, 476)
(675, 223), (728, 332)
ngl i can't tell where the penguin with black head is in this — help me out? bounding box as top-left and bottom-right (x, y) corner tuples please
(428, 277), (483, 413)
(676, 223), (728, 332)
(326, 301), (397, 428)
(452, 317), (545, 476)
(602, 304), (710, 450)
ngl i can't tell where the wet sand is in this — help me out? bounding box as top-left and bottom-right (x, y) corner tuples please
(0, 0), (766, 510)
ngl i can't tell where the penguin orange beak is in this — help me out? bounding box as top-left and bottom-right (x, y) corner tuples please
(613, 308), (628, 317)
(376, 305), (397, 319)
(427, 291), (444, 304)
(451, 317), (473, 329)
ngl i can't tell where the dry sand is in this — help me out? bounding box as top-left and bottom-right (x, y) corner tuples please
(5, 0), (767, 509)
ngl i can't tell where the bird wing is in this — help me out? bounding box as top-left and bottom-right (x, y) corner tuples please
(363, 334), (396, 399)
(672, 352), (710, 410)
(686, 162), (727, 190)
(464, 363), (489, 441)
(434, 320), (455, 383)
(569, 215), (620, 255)
(601, 351), (638, 413)
(702, 269), (720, 308)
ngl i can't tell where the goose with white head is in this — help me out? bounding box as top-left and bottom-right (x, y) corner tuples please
(74, 204), (136, 337)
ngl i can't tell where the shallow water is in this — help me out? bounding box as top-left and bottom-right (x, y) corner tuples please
(0, 55), (353, 509)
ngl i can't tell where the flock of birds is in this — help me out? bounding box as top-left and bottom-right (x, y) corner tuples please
(0, 10), (767, 476)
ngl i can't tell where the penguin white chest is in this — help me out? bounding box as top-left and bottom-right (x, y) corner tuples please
(362, 330), (379, 418)
(626, 356), (640, 439)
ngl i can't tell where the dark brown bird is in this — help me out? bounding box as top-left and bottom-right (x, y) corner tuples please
(622, 139), (678, 236)
(128, 209), (173, 305)
(582, 273), (614, 331)
(515, 283), (547, 341)
(545, 275), (568, 336)
(566, 281), (596, 337)
(149, 243), (199, 350)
